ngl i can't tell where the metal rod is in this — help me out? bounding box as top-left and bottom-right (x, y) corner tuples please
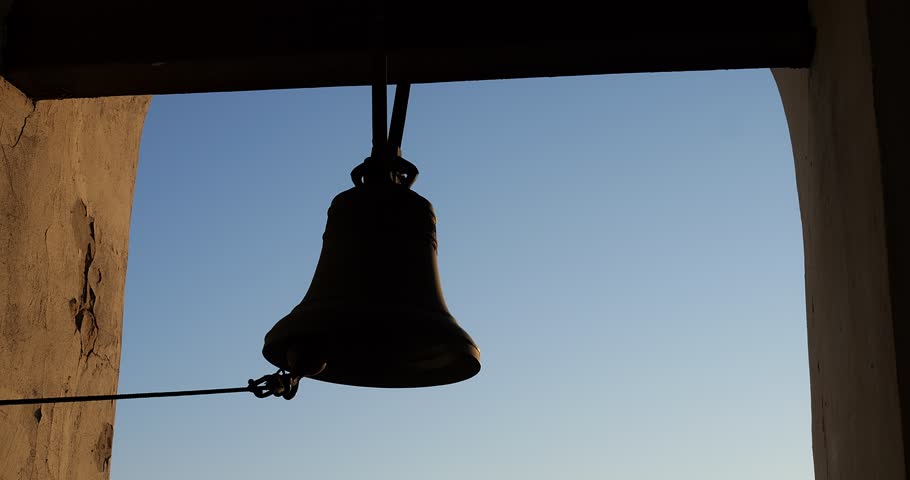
(371, 51), (388, 155)
(388, 83), (411, 154)
(0, 386), (251, 406)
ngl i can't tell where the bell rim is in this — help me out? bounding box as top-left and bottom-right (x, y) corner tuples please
(263, 333), (481, 389)
(309, 342), (480, 389)
(262, 307), (481, 388)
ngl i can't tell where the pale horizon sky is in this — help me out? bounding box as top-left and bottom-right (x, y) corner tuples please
(112, 69), (811, 479)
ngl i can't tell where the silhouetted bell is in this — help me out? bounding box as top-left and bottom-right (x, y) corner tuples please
(262, 156), (481, 388)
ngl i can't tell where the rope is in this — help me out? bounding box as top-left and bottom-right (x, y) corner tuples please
(0, 387), (249, 406)
(0, 370), (301, 406)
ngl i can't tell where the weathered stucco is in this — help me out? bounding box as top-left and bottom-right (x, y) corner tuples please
(0, 78), (149, 480)
(774, 0), (910, 478)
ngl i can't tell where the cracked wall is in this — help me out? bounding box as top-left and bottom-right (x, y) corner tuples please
(0, 77), (149, 480)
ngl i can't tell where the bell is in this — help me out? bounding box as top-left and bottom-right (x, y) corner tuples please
(262, 157), (481, 388)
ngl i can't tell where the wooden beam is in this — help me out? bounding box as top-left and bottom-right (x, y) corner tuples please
(0, 3), (813, 99)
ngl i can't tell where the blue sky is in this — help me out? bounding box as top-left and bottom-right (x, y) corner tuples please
(113, 69), (811, 479)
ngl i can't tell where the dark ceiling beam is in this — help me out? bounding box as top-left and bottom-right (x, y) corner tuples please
(0, 3), (813, 99)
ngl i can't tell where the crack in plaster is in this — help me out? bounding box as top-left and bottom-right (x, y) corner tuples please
(94, 423), (113, 473)
(11, 100), (36, 149)
(72, 208), (99, 364)
(0, 128), (17, 202)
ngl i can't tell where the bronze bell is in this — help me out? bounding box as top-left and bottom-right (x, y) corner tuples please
(262, 156), (481, 388)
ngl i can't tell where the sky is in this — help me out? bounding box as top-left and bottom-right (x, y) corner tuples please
(112, 69), (811, 479)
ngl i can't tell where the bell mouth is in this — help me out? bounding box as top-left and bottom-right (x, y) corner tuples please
(291, 340), (480, 389)
(263, 308), (481, 388)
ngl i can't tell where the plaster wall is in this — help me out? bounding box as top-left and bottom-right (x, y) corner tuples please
(0, 78), (149, 480)
(774, 0), (910, 478)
